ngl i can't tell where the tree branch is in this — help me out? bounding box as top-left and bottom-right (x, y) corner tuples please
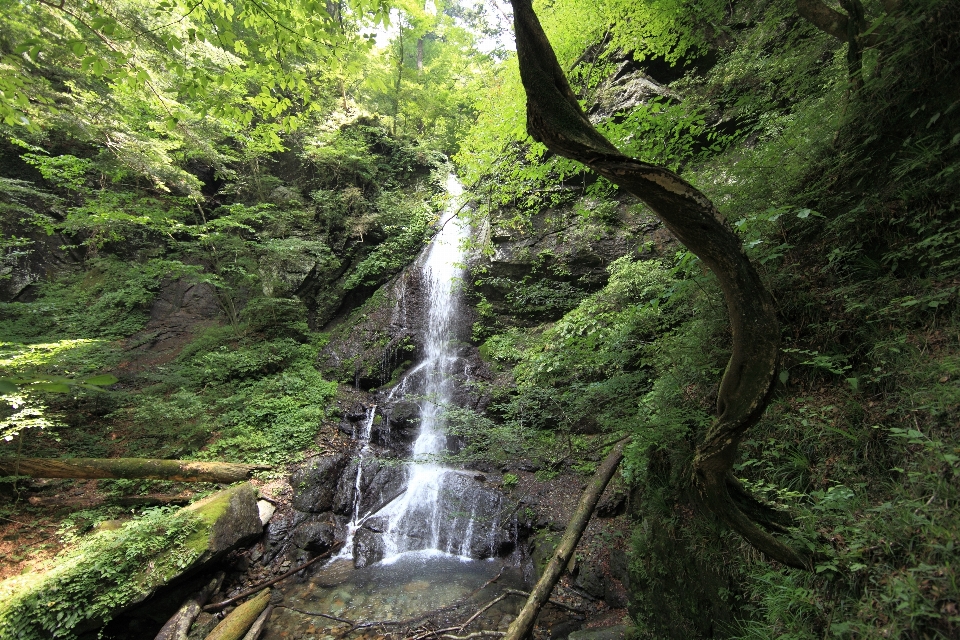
(796, 0), (852, 40)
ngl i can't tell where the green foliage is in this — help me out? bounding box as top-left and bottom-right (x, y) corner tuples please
(342, 186), (434, 291)
(201, 363), (338, 465)
(0, 257), (198, 340)
(0, 506), (202, 640)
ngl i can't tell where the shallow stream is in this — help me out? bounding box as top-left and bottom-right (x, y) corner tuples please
(264, 553), (525, 639)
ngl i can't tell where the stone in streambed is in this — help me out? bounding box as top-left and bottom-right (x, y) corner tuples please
(568, 625), (637, 640)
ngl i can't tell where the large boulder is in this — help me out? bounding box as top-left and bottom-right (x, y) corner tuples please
(290, 516), (338, 554)
(0, 483), (263, 639)
(331, 458), (406, 518)
(291, 453), (350, 512)
(358, 463), (407, 516)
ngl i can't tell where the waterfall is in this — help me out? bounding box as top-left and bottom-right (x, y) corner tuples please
(337, 174), (509, 568)
(373, 174), (474, 561)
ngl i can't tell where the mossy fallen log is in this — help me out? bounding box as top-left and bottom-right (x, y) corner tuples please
(0, 458), (270, 483)
(204, 589), (272, 640)
(0, 483), (263, 640)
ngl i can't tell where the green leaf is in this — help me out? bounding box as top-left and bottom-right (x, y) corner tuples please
(83, 374), (118, 386)
(779, 370), (789, 384)
(31, 383), (71, 393)
(0, 379), (18, 394)
(72, 42), (87, 57)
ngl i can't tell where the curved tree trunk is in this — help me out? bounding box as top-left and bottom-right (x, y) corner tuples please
(508, 0), (811, 570)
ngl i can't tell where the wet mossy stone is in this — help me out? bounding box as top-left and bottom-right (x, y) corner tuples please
(531, 530), (562, 581)
(0, 483), (262, 640)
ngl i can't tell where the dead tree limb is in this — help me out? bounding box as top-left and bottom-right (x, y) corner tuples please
(508, 0), (811, 571)
(155, 572), (224, 640)
(241, 605), (273, 640)
(0, 458), (270, 483)
(204, 588), (272, 640)
(204, 542), (343, 612)
(28, 493), (193, 509)
(503, 439), (627, 640)
(277, 605), (355, 625)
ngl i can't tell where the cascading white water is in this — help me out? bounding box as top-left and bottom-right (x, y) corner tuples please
(333, 405), (377, 560)
(375, 174), (472, 561)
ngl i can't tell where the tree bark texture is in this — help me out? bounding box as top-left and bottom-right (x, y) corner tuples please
(503, 439), (627, 640)
(508, 0), (810, 569)
(0, 458), (269, 483)
(204, 589), (272, 640)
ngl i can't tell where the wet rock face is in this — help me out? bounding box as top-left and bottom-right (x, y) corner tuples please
(332, 458), (407, 517)
(291, 454), (350, 513)
(290, 517), (337, 553)
(318, 269), (425, 390)
(588, 60), (672, 122)
(374, 400), (419, 448)
(473, 204), (670, 326)
(358, 463), (407, 515)
(353, 527), (387, 569)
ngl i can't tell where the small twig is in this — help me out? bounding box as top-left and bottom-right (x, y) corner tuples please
(441, 632), (506, 640)
(275, 605), (355, 625)
(479, 567), (505, 591)
(203, 542), (343, 612)
(410, 626), (460, 640)
(458, 594), (509, 632)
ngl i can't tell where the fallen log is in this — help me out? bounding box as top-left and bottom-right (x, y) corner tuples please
(0, 458), (270, 483)
(241, 605), (273, 640)
(503, 438), (628, 640)
(205, 588), (272, 640)
(155, 572), (224, 640)
(27, 493), (193, 509)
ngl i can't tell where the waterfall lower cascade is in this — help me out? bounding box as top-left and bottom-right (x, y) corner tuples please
(345, 174), (511, 566)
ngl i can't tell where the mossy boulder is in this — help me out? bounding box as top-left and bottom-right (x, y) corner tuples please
(0, 483), (262, 640)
